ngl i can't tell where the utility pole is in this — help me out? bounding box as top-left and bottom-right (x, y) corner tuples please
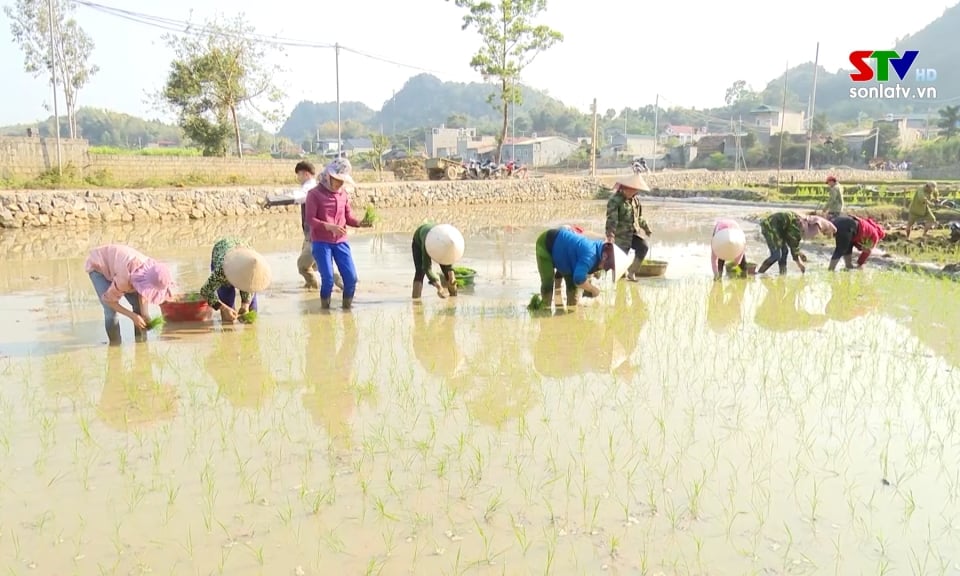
(47, 0), (61, 175)
(804, 42), (820, 170)
(776, 62), (788, 194)
(652, 94), (659, 172)
(590, 98), (597, 177)
(873, 128), (880, 158)
(335, 43), (342, 156)
(738, 115), (745, 171)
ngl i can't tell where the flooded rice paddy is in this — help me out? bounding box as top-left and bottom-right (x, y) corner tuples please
(1, 200), (960, 575)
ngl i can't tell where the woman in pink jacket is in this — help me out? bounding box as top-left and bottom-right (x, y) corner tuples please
(710, 219), (750, 280)
(85, 244), (175, 345)
(305, 158), (372, 310)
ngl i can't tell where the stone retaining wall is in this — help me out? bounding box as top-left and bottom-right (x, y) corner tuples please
(0, 169), (910, 229)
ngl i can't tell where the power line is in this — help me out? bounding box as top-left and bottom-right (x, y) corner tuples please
(73, 0), (454, 75)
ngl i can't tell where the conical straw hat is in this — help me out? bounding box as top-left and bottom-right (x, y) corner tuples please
(425, 224), (465, 265)
(223, 247), (272, 293)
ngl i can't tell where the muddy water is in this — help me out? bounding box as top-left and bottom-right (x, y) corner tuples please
(2, 200), (960, 574)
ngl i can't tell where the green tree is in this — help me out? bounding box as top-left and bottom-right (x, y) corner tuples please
(937, 105), (959, 139)
(448, 0), (562, 163)
(445, 113), (469, 128)
(724, 80), (751, 106)
(4, 0), (98, 138)
(161, 13), (284, 157)
(370, 133), (390, 176)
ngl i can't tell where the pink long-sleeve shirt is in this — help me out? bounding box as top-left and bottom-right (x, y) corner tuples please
(711, 219), (745, 278)
(304, 183), (362, 243)
(84, 244), (151, 304)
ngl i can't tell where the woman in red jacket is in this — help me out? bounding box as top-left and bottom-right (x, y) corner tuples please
(827, 215), (886, 270)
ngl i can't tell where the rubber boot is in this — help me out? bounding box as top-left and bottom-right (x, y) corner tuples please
(320, 297), (331, 310)
(540, 290), (553, 309)
(134, 327), (147, 343)
(566, 288), (580, 307)
(757, 260), (774, 274)
(778, 263), (788, 275)
(412, 280), (424, 299)
(843, 255), (855, 269)
(106, 324), (122, 346)
(342, 297), (353, 310)
(626, 259), (644, 282)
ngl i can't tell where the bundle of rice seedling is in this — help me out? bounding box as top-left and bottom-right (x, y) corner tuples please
(239, 310), (258, 324)
(528, 293), (546, 311)
(361, 205), (379, 226)
(146, 317), (165, 330)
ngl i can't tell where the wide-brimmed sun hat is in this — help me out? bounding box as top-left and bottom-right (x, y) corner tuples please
(425, 224), (465, 265)
(223, 247), (272, 293)
(615, 173), (651, 192)
(324, 158), (356, 191)
(130, 260), (176, 306)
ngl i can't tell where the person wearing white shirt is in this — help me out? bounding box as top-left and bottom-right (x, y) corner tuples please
(294, 161), (342, 290)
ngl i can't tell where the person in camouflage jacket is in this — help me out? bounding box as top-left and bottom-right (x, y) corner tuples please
(605, 173), (653, 281)
(757, 211), (807, 275)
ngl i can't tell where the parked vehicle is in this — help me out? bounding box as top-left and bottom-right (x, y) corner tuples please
(425, 157), (466, 180)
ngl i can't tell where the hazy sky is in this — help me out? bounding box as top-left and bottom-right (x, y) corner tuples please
(0, 0), (954, 127)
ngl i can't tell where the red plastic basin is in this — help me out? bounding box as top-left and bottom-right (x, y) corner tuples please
(160, 298), (211, 322)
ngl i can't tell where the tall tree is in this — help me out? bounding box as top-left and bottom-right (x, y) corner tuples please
(161, 13), (284, 158)
(937, 105), (959, 139)
(4, 0), (98, 139)
(448, 0), (562, 163)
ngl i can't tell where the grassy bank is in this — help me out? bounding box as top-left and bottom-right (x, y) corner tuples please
(0, 164), (384, 190)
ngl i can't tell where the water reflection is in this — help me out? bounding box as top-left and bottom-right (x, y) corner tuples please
(97, 345), (178, 431)
(825, 272), (879, 322)
(301, 314), (359, 449)
(412, 304), (462, 379)
(452, 315), (538, 428)
(706, 280), (748, 333)
(204, 329), (274, 409)
(754, 277), (828, 332)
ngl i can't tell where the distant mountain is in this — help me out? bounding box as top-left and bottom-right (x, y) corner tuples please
(755, 3), (959, 121)
(277, 73), (581, 142)
(0, 107), (182, 146)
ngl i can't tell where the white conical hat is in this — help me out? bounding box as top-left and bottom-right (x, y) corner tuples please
(611, 244), (631, 281)
(223, 247), (272, 293)
(425, 224), (465, 266)
(712, 227), (746, 262)
(615, 173), (651, 192)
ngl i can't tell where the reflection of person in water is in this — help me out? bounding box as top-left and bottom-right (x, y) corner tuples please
(98, 345), (178, 431)
(824, 274), (878, 322)
(706, 280), (748, 333)
(412, 305), (462, 379)
(754, 277), (828, 332)
(301, 315), (358, 449)
(532, 287), (639, 379)
(204, 329), (273, 409)
(451, 317), (536, 427)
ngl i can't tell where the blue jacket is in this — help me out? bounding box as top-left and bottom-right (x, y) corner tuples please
(550, 228), (604, 285)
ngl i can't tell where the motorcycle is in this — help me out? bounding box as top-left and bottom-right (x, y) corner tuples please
(632, 161), (648, 174)
(505, 161), (528, 178)
(480, 160), (502, 179)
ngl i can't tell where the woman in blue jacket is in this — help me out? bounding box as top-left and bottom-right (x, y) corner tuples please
(534, 227), (622, 307)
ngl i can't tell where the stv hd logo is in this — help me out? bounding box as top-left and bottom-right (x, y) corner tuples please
(848, 50), (937, 82)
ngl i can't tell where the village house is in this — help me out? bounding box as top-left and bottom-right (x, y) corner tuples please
(343, 138), (375, 155)
(662, 125), (700, 145)
(425, 125), (496, 158)
(749, 105), (806, 145)
(606, 134), (659, 159)
(315, 139), (340, 157)
(476, 136), (579, 167)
